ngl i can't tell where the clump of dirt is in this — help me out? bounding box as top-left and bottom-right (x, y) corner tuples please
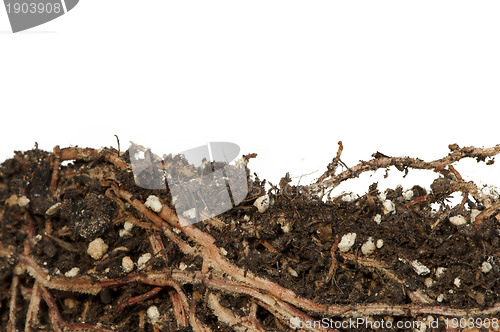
(0, 143), (499, 332)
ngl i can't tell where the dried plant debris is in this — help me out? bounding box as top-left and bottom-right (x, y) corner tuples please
(1, 143), (500, 332)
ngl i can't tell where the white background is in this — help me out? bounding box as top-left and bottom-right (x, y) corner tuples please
(1, 1), (499, 195)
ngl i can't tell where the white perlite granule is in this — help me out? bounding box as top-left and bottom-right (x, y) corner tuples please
(65, 267), (80, 278)
(383, 200), (395, 214)
(481, 261), (492, 273)
(338, 233), (357, 252)
(122, 256), (134, 273)
(145, 195), (162, 213)
(435, 267), (447, 278)
(147, 305), (160, 322)
(46, 202), (62, 215)
(17, 196), (30, 207)
(87, 238), (108, 260)
(341, 192), (358, 202)
(254, 194), (270, 213)
(123, 221), (134, 231)
(137, 253), (152, 270)
(403, 190), (414, 200)
(119, 229), (132, 238)
(424, 277), (435, 288)
(470, 209), (481, 223)
(287, 266), (299, 277)
(449, 215), (467, 226)
(361, 237), (376, 255)
(411, 260), (430, 275)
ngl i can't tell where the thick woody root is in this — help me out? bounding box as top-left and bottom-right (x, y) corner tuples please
(2, 242), (499, 330)
(1, 144), (500, 331)
(313, 143), (500, 226)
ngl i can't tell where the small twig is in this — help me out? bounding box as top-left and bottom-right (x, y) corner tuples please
(475, 200), (500, 228)
(261, 240), (280, 254)
(114, 134), (121, 155)
(189, 292), (213, 332)
(311, 144), (500, 193)
(317, 141), (344, 183)
(7, 275), (19, 332)
(148, 232), (169, 263)
(207, 292), (262, 332)
(169, 290), (189, 328)
(240, 302), (267, 332)
(339, 253), (433, 304)
(24, 281), (41, 332)
(49, 145), (61, 193)
(448, 165), (463, 181)
(115, 287), (163, 313)
(45, 234), (80, 253)
(325, 235), (339, 283)
(430, 209), (451, 230)
(138, 311), (146, 331)
(40, 284), (113, 332)
(81, 299), (91, 325)
(405, 195), (429, 207)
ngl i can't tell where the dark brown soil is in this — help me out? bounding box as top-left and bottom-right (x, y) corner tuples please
(0, 145), (499, 332)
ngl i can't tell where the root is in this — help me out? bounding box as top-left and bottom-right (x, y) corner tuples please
(1, 144), (500, 331)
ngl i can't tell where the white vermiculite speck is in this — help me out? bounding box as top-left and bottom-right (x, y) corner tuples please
(87, 238), (108, 260)
(373, 214), (382, 224)
(449, 215), (467, 226)
(424, 277), (435, 288)
(341, 192), (358, 202)
(470, 209), (481, 223)
(119, 229), (131, 238)
(338, 233), (357, 252)
(287, 266), (299, 277)
(46, 202), (62, 215)
(403, 190), (414, 200)
(376, 239), (384, 249)
(122, 256), (134, 273)
(13, 265), (25, 275)
(361, 237), (376, 255)
(411, 260), (430, 275)
(145, 195), (162, 213)
(254, 194), (270, 213)
(435, 267), (447, 278)
(65, 267), (80, 278)
(383, 200), (395, 214)
(481, 261), (492, 273)
(137, 253), (152, 270)
(17, 196), (30, 207)
(147, 305), (160, 322)
(123, 221), (134, 231)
